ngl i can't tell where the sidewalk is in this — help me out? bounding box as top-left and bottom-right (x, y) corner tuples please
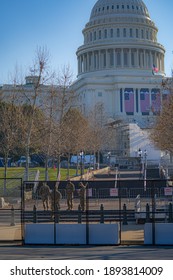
(0, 243), (173, 260)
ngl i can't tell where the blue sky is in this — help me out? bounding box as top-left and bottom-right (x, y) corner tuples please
(0, 0), (173, 84)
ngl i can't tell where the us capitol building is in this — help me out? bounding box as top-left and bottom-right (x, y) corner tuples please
(72, 0), (168, 160)
(0, 0), (170, 161)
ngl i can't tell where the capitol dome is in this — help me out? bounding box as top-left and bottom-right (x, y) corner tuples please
(74, 0), (166, 140)
(76, 0), (164, 77)
(90, 0), (150, 20)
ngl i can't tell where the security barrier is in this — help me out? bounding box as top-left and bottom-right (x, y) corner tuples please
(0, 178), (173, 245)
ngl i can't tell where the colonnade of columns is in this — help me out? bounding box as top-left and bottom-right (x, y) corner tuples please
(78, 48), (164, 74)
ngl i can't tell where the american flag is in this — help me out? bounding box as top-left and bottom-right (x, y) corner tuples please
(152, 64), (158, 75)
(124, 88), (134, 113)
(140, 89), (150, 113)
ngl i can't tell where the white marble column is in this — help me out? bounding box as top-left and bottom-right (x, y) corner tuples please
(154, 52), (156, 66)
(87, 53), (89, 71)
(137, 89), (140, 114)
(122, 88), (125, 113)
(114, 49), (117, 67)
(106, 50), (109, 68)
(121, 49), (124, 67)
(81, 55), (84, 72)
(136, 49), (139, 67)
(129, 49), (132, 68)
(98, 52), (100, 69)
(78, 56), (81, 74)
(144, 50), (146, 68)
(149, 51), (152, 68)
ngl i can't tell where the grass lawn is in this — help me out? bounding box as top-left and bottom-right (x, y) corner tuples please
(0, 167), (79, 181)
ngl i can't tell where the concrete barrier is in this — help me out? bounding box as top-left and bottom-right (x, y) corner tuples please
(25, 222), (120, 245)
(144, 223), (173, 245)
(71, 167), (110, 181)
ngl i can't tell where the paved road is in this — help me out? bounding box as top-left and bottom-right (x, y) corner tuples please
(0, 243), (173, 259)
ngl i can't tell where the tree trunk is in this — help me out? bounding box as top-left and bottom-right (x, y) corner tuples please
(3, 155), (8, 196)
(45, 156), (49, 181)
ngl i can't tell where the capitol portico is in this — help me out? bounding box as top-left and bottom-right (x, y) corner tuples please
(73, 0), (166, 127)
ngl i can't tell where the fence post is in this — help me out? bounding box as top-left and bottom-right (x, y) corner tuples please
(100, 204), (104, 223)
(78, 204), (82, 224)
(33, 205), (37, 223)
(10, 205), (15, 226)
(123, 204), (128, 225)
(168, 203), (173, 223)
(55, 208), (60, 223)
(146, 203), (150, 222)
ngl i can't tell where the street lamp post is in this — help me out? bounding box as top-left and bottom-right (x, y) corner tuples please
(79, 151), (84, 179)
(144, 149), (147, 191)
(138, 148), (147, 188)
(138, 148), (142, 178)
(107, 152), (111, 167)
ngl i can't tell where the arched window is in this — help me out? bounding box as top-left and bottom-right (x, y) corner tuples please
(117, 28), (120, 37)
(110, 28), (113, 38)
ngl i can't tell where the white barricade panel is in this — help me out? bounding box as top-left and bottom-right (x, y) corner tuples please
(25, 224), (54, 244)
(144, 223), (173, 245)
(89, 223), (120, 245)
(56, 224), (86, 244)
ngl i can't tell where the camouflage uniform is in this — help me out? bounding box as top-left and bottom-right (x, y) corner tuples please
(66, 181), (75, 210)
(51, 187), (62, 211)
(79, 182), (86, 211)
(39, 182), (51, 210)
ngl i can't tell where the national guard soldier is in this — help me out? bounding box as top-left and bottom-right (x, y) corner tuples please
(51, 186), (62, 211)
(66, 180), (75, 210)
(79, 181), (87, 211)
(39, 182), (51, 211)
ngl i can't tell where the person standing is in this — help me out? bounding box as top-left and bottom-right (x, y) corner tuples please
(79, 181), (87, 211)
(51, 186), (62, 211)
(66, 180), (75, 210)
(39, 182), (51, 211)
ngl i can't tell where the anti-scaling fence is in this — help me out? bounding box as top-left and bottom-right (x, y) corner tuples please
(0, 178), (23, 242)
(21, 179), (173, 245)
(1, 178), (173, 244)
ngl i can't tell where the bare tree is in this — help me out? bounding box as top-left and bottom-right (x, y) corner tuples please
(50, 66), (76, 178)
(0, 96), (23, 194)
(87, 103), (109, 168)
(19, 47), (51, 180)
(150, 78), (173, 158)
(61, 108), (89, 176)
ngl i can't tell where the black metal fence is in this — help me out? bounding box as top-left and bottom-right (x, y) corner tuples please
(0, 178), (173, 244)
(0, 178), (23, 242)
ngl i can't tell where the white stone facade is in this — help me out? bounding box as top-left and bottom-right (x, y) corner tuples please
(72, 0), (166, 127)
